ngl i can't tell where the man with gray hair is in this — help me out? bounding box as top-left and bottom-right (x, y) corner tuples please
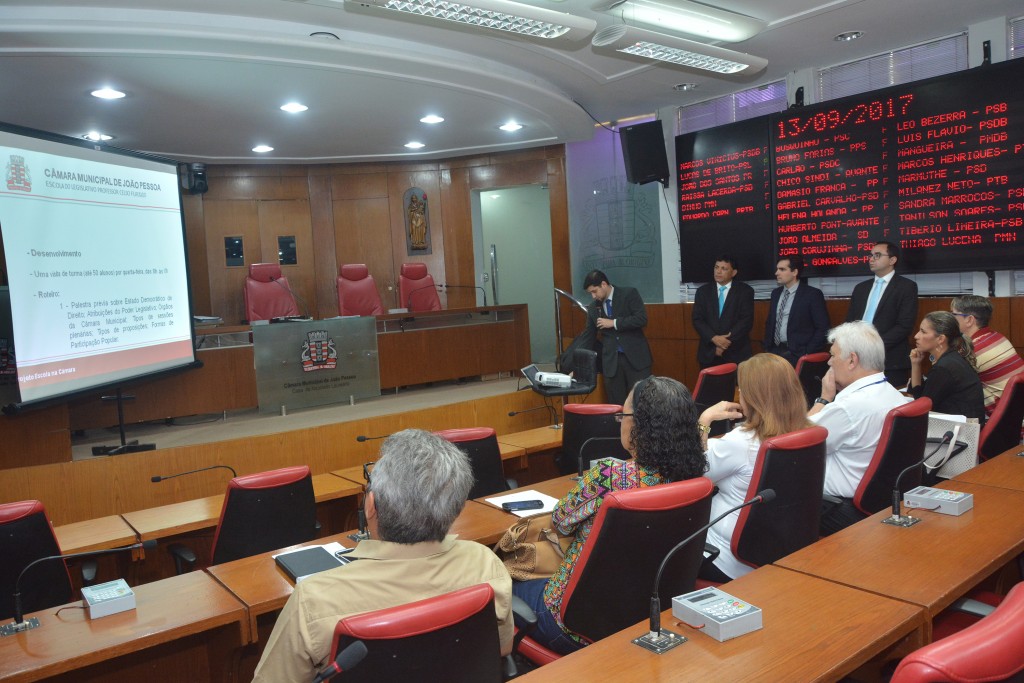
(808, 321), (909, 535)
(253, 429), (513, 682)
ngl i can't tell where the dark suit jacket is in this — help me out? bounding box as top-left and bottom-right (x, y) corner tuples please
(692, 280), (754, 367)
(764, 282), (830, 362)
(578, 286), (652, 379)
(845, 273), (918, 372)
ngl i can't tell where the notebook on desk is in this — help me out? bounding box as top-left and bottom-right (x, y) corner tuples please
(275, 546), (354, 582)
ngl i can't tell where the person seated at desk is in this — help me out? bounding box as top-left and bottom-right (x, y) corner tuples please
(909, 311), (985, 421)
(950, 295), (1023, 422)
(252, 429), (513, 683)
(696, 353), (811, 582)
(511, 376), (706, 655)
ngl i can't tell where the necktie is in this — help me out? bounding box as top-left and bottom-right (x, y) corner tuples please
(718, 286), (726, 315)
(774, 288), (791, 346)
(863, 278), (884, 324)
(605, 299), (612, 318)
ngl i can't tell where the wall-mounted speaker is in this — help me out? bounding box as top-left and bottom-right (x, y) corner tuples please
(179, 162), (209, 195)
(619, 120), (670, 187)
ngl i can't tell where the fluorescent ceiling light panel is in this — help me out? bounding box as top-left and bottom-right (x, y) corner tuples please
(347, 0), (596, 41)
(592, 24), (767, 74)
(604, 0), (764, 42)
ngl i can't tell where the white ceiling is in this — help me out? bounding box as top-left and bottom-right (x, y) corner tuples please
(0, 0), (1019, 164)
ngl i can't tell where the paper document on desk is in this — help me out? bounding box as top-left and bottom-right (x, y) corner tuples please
(485, 490), (560, 517)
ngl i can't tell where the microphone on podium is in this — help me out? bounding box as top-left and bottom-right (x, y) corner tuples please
(312, 640), (369, 682)
(151, 464), (237, 483)
(406, 284), (441, 310)
(508, 405), (558, 427)
(1, 539), (158, 636)
(356, 434), (388, 443)
(634, 489), (775, 653)
(269, 275), (312, 320)
(440, 283), (488, 307)
(882, 430), (954, 527)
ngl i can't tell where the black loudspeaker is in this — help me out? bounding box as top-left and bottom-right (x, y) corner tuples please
(180, 162), (209, 195)
(619, 120), (670, 187)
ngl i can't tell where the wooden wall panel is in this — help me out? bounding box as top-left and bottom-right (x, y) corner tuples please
(181, 194), (211, 316)
(387, 169), (445, 303)
(202, 200), (259, 325)
(329, 172), (389, 200)
(333, 196), (395, 309)
(308, 175), (339, 320)
(257, 200), (315, 315)
(0, 403), (70, 467)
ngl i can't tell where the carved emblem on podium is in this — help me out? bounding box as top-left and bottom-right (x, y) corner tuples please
(300, 329), (338, 372)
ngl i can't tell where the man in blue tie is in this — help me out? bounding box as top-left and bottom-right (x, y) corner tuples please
(692, 255), (755, 369)
(845, 241), (918, 388)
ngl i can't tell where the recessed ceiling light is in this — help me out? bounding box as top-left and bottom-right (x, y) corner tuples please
(252, 145), (274, 153)
(281, 102), (308, 113)
(420, 115), (445, 124)
(834, 31), (863, 42)
(91, 87), (125, 100)
(499, 122), (523, 132)
(81, 131), (113, 141)
(405, 141), (426, 149)
(673, 83), (699, 91)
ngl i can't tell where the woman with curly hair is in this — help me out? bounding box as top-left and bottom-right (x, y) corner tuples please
(909, 310), (985, 420)
(510, 376), (707, 654)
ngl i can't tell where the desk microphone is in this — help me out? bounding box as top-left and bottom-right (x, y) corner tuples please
(575, 436), (622, 480)
(635, 489), (775, 652)
(151, 464), (237, 483)
(406, 284), (441, 310)
(356, 434), (388, 442)
(269, 275), (311, 319)
(348, 508), (371, 544)
(883, 430), (954, 527)
(440, 284), (488, 307)
(1, 539), (158, 636)
(313, 640), (369, 682)
(508, 405), (558, 426)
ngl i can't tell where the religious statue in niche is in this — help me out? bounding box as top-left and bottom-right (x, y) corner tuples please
(404, 188), (432, 255)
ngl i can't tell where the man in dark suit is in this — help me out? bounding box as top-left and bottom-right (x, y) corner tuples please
(579, 270), (652, 406)
(845, 240), (918, 388)
(764, 255), (830, 365)
(692, 256), (754, 369)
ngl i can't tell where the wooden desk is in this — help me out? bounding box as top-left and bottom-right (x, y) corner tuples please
(954, 446), (1024, 492)
(452, 500), (518, 546)
(331, 442), (529, 488)
(310, 473), (362, 502)
(475, 474), (577, 509)
(53, 515), (138, 554)
(777, 480), (1024, 624)
(517, 565), (926, 683)
(0, 571), (247, 683)
(497, 426), (563, 454)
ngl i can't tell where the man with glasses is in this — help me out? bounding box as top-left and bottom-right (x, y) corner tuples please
(845, 241), (918, 388)
(950, 295), (1024, 421)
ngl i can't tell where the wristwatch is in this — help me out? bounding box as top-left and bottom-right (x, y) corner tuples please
(813, 397), (831, 406)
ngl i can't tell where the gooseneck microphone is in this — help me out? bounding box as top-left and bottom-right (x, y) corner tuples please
(355, 434), (388, 443)
(312, 640), (369, 682)
(883, 430), (954, 526)
(440, 284), (488, 307)
(151, 464), (237, 483)
(406, 283), (441, 310)
(508, 405), (558, 426)
(636, 489), (775, 651)
(2, 539), (158, 635)
(269, 275), (311, 320)
(576, 436), (623, 480)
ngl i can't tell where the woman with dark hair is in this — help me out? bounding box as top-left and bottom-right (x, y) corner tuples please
(510, 376), (707, 654)
(696, 354), (810, 582)
(909, 311), (985, 420)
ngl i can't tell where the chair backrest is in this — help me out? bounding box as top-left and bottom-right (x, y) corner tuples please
(560, 477), (714, 643)
(559, 404), (627, 475)
(210, 465), (318, 565)
(243, 263), (300, 322)
(891, 582), (1024, 683)
(0, 500), (73, 620)
(733, 426), (828, 569)
(572, 348), (598, 390)
(329, 583), (502, 683)
(693, 363), (737, 437)
(435, 427), (508, 499)
(854, 397), (932, 516)
(399, 263), (442, 312)
(795, 352), (831, 409)
(337, 264), (384, 317)
(979, 373), (1024, 461)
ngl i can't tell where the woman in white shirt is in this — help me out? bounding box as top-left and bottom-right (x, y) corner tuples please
(695, 353), (811, 581)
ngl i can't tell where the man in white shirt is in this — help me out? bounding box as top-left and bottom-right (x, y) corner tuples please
(809, 321), (909, 535)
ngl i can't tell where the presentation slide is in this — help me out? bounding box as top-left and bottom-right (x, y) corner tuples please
(0, 124), (195, 406)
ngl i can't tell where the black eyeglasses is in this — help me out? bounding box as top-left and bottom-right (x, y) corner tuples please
(613, 412), (633, 423)
(362, 461), (375, 485)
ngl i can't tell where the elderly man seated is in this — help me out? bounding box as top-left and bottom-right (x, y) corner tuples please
(253, 429), (513, 683)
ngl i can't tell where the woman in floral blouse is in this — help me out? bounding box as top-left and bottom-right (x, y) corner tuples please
(511, 376), (707, 653)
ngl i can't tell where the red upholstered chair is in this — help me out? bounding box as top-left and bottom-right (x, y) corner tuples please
(243, 263), (300, 322)
(693, 363), (737, 437)
(435, 428), (514, 499)
(0, 500), (74, 620)
(326, 584), (503, 682)
(168, 465), (318, 574)
(978, 373), (1024, 460)
(891, 582), (1024, 683)
(795, 351), (831, 408)
(516, 477), (714, 666)
(336, 264), (384, 317)
(853, 397), (932, 516)
(398, 263), (442, 312)
(559, 403), (628, 477)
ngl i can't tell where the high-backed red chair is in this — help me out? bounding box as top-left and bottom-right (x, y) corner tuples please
(327, 584), (503, 682)
(168, 465), (318, 573)
(795, 351), (831, 408)
(558, 403), (628, 476)
(435, 428), (514, 499)
(693, 363), (737, 437)
(853, 397), (932, 516)
(243, 263), (300, 322)
(0, 500), (74, 621)
(978, 373), (1024, 460)
(399, 263), (441, 312)
(337, 264), (384, 317)
(891, 582), (1024, 683)
(516, 477), (714, 666)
